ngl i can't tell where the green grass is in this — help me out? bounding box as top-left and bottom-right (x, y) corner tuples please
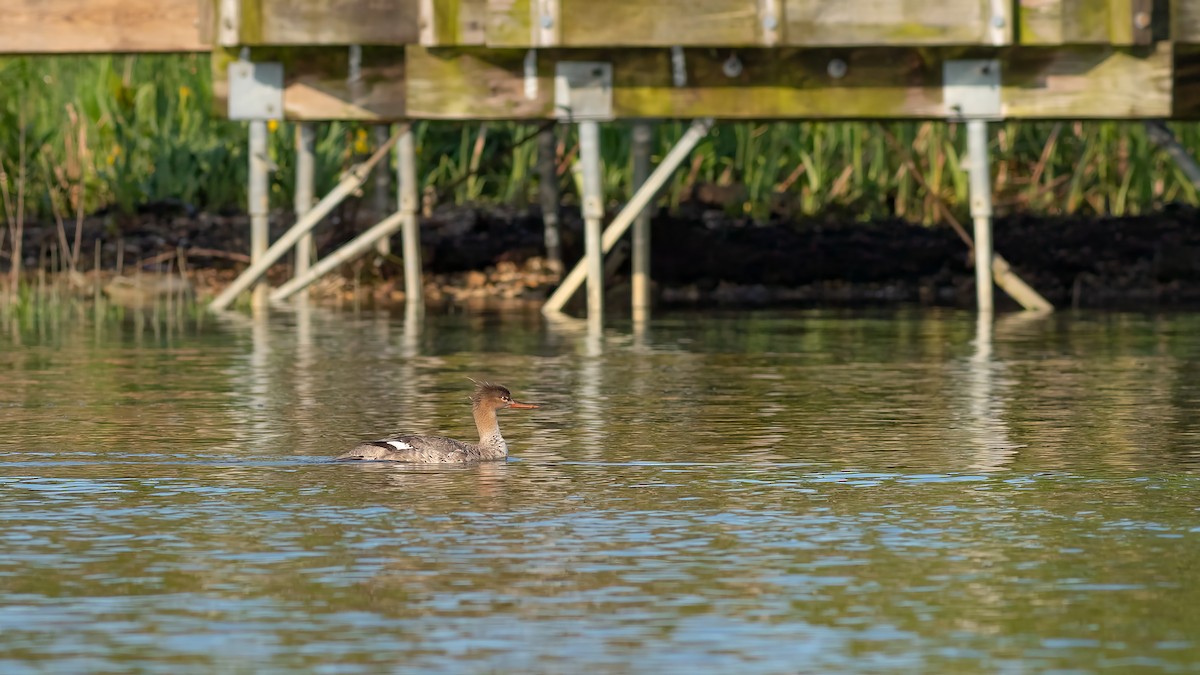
(2, 53), (1200, 232)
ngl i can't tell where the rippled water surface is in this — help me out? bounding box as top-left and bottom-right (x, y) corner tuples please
(3, 303), (1200, 673)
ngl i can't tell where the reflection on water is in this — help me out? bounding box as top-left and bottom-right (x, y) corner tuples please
(2, 303), (1200, 672)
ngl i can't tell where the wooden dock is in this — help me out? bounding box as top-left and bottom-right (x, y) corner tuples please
(3, 1), (1187, 121)
(3, 0), (1195, 321)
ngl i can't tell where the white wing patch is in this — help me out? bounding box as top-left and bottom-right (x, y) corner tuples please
(387, 440), (413, 451)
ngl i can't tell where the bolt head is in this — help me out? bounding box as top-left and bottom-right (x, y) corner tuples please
(722, 55), (743, 78)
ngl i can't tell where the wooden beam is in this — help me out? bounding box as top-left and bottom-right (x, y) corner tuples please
(212, 47), (406, 120)
(225, 0), (419, 45)
(406, 44), (1171, 120)
(0, 0), (206, 53)
(487, 0), (1009, 47)
(406, 47), (549, 118)
(784, 0), (1009, 46)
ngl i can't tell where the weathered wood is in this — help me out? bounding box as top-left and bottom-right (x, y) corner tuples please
(486, 0), (1013, 47)
(485, 0), (533, 47)
(212, 47), (406, 120)
(1175, 0), (1200, 43)
(226, 0), (419, 45)
(422, 0), (488, 45)
(199, 0), (215, 46)
(1018, 0), (1154, 46)
(487, 0), (768, 47)
(406, 44), (1171, 120)
(1, 0), (206, 53)
(406, 47), (549, 118)
(1003, 43), (1170, 117)
(1172, 45), (1200, 117)
(784, 0), (1009, 46)
(1019, 0), (1097, 44)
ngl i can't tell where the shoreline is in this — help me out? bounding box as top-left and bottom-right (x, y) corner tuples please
(4, 202), (1200, 311)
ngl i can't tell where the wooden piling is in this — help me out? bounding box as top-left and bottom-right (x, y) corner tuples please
(537, 125), (563, 273)
(966, 120), (994, 314)
(294, 122), (316, 282)
(578, 120), (605, 332)
(248, 119), (270, 307)
(373, 125), (393, 256)
(630, 121), (653, 323)
(397, 124), (424, 313)
(543, 119), (713, 317)
(209, 132), (399, 311)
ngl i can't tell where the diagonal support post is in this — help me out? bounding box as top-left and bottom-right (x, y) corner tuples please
(209, 131), (400, 311)
(270, 211), (406, 302)
(542, 118), (713, 316)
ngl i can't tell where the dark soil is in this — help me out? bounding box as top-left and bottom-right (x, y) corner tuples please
(4, 197), (1200, 310)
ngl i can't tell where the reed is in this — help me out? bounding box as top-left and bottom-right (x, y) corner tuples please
(1, 53), (1199, 236)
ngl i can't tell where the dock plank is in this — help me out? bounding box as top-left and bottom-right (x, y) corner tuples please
(784, 0), (1004, 46)
(487, 0), (765, 47)
(234, 0), (418, 45)
(1, 0), (205, 53)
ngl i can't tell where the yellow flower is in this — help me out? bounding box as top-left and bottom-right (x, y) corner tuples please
(354, 128), (370, 154)
(178, 85), (192, 101)
(268, 119), (279, 133)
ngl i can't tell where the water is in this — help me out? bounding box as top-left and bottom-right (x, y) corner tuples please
(2, 303), (1199, 673)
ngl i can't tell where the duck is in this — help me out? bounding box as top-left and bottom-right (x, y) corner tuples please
(333, 381), (539, 463)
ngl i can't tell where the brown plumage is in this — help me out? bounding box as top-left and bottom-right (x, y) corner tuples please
(333, 381), (539, 463)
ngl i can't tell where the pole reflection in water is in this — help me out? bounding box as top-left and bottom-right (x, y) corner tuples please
(577, 331), (605, 460)
(248, 304), (275, 453)
(294, 296), (316, 409)
(213, 304), (279, 455)
(962, 311), (1023, 473)
(291, 296), (320, 452)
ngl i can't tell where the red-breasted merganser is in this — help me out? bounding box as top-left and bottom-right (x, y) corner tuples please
(333, 381), (539, 463)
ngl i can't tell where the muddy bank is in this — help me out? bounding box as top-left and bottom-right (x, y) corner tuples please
(4, 200), (1200, 309)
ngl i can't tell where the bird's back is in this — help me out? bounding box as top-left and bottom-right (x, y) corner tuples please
(333, 434), (483, 463)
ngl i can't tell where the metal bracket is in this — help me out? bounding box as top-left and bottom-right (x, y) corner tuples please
(554, 62), (613, 121)
(228, 61), (284, 121)
(943, 59), (1001, 121)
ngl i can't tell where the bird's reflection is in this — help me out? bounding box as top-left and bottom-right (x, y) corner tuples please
(337, 459), (510, 500)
